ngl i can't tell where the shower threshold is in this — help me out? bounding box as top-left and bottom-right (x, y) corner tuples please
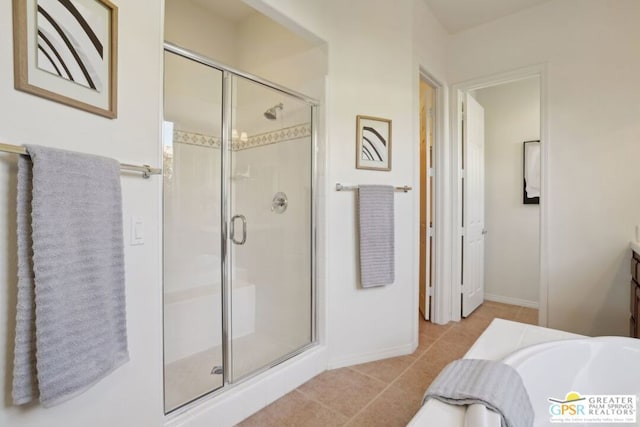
(164, 331), (308, 412)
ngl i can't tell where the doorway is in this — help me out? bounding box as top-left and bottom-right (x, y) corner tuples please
(452, 68), (546, 325)
(419, 77), (436, 321)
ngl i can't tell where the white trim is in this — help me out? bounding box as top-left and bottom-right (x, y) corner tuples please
(538, 64), (550, 327)
(449, 89), (464, 323)
(446, 63), (549, 326)
(484, 293), (539, 309)
(411, 63), (421, 351)
(327, 343), (415, 370)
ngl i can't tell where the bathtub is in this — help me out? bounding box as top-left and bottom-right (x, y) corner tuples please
(408, 319), (591, 426)
(164, 280), (255, 364)
(504, 336), (640, 426)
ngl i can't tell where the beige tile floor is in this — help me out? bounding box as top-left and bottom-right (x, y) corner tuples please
(238, 301), (538, 427)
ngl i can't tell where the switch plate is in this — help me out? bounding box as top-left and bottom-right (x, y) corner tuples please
(131, 216), (144, 245)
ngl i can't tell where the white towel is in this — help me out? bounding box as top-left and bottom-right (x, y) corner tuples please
(12, 145), (129, 407)
(524, 142), (540, 199)
(358, 185), (395, 287)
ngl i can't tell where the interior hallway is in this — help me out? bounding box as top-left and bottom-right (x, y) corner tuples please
(239, 302), (538, 426)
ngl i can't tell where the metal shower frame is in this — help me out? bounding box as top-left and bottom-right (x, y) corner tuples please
(162, 41), (319, 415)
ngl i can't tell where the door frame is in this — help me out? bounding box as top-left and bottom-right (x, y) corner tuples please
(418, 75), (435, 321)
(416, 67), (450, 325)
(447, 64), (549, 325)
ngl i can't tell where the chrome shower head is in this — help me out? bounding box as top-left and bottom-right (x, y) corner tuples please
(264, 103), (283, 120)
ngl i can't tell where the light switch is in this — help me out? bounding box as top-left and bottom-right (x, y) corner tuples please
(131, 216), (144, 245)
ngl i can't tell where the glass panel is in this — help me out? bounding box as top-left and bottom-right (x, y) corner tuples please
(163, 51), (223, 413)
(229, 75), (313, 380)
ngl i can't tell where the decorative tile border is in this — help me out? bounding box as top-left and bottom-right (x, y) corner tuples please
(172, 123), (311, 151)
(235, 123), (312, 151)
(173, 129), (221, 148)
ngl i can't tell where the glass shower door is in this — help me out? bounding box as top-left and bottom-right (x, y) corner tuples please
(163, 51), (224, 412)
(162, 46), (316, 413)
(228, 75), (313, 380)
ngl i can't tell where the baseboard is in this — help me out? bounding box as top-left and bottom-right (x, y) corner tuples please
(328, 342), (415, 370)
(484, 293), (539, 309)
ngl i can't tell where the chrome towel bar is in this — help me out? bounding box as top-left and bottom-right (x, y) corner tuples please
(0, 142), (161, 178)
(335, 183), (412, 193)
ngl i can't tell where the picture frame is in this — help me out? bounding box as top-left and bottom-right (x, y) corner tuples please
(13, 0), (118, 118)
(523, 140), (541, 204)
(356, 115), (392, 171)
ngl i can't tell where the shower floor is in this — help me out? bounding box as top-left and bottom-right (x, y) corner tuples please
(165, 331), (305, 412)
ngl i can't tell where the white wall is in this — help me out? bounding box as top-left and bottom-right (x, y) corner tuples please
(235, 12), (327, 101)
(251, 0), (448, 369)
(412, 0), (448, 83)
(0, 1), (164, 427)
(164, 0), (326, 104)
(164, 0), (239, 67)
(322, 0), (417, 367)
(475, 77), (540, 307)
(448, 0), (640, 335)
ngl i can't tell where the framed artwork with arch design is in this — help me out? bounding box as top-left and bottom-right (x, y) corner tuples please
(13, 0), (118, 118)
(356, 115), (392, 171)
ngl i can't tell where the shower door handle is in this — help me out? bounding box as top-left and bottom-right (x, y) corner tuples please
(230, 214), (247, 245)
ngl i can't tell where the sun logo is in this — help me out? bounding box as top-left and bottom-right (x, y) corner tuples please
(548, 391), (586, 416)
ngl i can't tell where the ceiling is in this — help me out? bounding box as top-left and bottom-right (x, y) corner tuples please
(191, 0), (256, 23)
(190, 0), (551, 35)
(424, 0), (551, 33)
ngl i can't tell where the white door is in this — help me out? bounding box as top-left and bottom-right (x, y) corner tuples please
(462, 93), (485, 317)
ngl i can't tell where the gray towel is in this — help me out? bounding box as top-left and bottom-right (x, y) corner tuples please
(12, 144), (129, 407)
(423, 359), (534, 427)
(358, 185), (394, 287)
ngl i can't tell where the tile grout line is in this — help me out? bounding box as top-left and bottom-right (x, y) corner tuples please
(343, 327), (452, 425)
(240, 304), (537, 426)
(293, 388), (355, 421)
(295, 324), (453, 424)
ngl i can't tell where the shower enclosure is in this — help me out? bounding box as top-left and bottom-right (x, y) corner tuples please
(162, 43), (316, 413)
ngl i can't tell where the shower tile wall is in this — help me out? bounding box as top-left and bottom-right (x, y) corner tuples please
(232, 135), (312, 366)
(164, 143), (221, 297)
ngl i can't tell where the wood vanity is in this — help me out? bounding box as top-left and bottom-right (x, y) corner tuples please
(631, 250), (640, 338)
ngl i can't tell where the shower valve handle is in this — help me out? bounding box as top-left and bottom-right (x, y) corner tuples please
(230, 214), (247, 245)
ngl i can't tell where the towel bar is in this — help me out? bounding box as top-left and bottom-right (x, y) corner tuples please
(335, 183), (412, 193)
(0, 142), (161, 178)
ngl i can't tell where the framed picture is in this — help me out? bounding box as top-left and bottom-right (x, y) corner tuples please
(523, 140), (540, 204)
(356, 115), (392, 171)
(13, 0), (118, 118)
